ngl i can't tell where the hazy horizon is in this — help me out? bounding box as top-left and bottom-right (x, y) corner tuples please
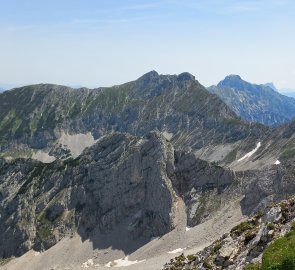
(1, 71), (295, 92)
(1, 0), (295, 89)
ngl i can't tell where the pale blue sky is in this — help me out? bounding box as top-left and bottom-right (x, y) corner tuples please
(0, 0), (294, 89)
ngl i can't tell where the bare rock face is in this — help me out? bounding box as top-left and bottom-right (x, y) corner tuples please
(173, 151), (235, 226)
(0, 132), (177, 257)
(263, 207), (282, 223)
(216, 236), (239, 266)
(239, 161), (295, 215)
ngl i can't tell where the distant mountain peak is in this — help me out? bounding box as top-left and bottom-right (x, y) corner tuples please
(225, 74), (242, 80)
(209, 74), (295, 127)
(177, 72), (195, 82)
(264, 82), (278, 91)
(217, 74), (246, 89)
(138, 70), (159, 81)
(137, 71), (196, 88)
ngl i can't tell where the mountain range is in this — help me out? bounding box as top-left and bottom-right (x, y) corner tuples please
(0, 71), (265, 162)
(1, 71), (295, 270)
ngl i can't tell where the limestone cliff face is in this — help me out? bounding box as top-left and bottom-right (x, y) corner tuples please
(172, 151), (235, 226)
(239, 160), (295, 216)
(0, 132), (177, 257)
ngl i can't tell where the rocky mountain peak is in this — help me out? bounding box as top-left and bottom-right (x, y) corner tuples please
(209, 74), (295, 126)
(225, 74), (242, 80)
(177, 72), (195, 82)
(137, 71), (195, 85)
(217, 74), (246, 89)
(264, 82), (278, 91)
(137, 70), (159, 83)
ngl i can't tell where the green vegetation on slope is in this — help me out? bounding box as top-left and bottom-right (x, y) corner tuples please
(261, 222), (295, 270)
(223, 147), (238, 163)
(245, 263), (261, 270)
(0, 109), (23, 137)
(0, 257), (13, 266)
(245, 221), (295, 270)
(230, 221), (254, 237)
(279, 140), (295, 161)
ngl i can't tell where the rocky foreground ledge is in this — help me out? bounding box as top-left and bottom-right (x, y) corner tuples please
(163, 196), (295, 270)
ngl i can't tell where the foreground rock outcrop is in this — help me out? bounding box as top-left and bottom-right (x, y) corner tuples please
(163, 196), (295, 270)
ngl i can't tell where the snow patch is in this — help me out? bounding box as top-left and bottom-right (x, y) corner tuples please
(150, 236), (159, 241)
(135, 139), (145, 146)
(168, 248), (186, 254)
(82, 259), (94, 268)
(238, 142), (261, 162)
(105, 256), (146, 268)
(185, 226), (192, 232)
(274, 160), (281, 165)
(162, 131), (173, 141)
